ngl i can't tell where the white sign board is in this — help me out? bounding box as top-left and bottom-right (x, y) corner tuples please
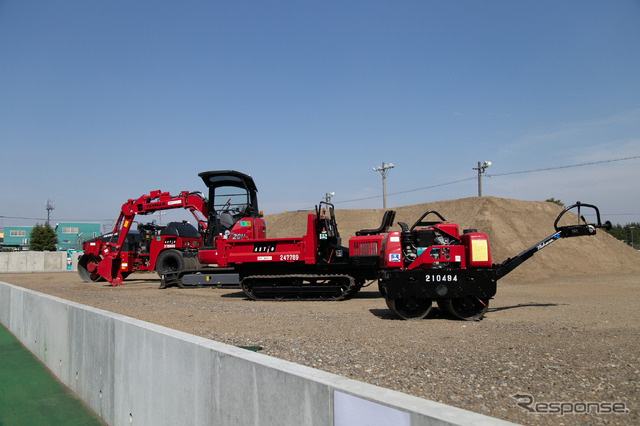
(333, 390), (410, 426)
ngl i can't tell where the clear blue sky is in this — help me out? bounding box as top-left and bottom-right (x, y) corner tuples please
(1, 0), (639, 230)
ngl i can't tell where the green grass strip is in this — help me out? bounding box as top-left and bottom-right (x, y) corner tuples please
(0, 323), (105, 425)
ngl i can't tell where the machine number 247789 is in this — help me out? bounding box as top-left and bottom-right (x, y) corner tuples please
(280, 254), (299, 261)
(425, 274), (458, 282)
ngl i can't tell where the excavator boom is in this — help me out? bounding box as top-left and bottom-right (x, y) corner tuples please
(95, 191), (209, 285)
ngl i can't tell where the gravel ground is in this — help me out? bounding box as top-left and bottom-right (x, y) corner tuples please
(1, 271), (638, 425)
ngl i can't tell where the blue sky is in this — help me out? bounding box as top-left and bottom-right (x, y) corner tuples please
(1, 0), (639, 230)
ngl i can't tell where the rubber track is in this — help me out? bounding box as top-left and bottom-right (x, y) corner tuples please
(240, 273), (361, 301)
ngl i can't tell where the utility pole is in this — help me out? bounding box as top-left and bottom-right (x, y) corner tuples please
(45, 200), (55, 225)
(373, 162), (394, 209)
(324, 192), (335, 203)
(472, 161), (491, 197)
(630, 226), (638, 250)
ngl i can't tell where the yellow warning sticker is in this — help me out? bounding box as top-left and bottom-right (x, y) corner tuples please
(471, 239), (489, 262)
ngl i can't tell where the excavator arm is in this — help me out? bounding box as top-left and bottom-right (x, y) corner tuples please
(95, 190), (209, 286)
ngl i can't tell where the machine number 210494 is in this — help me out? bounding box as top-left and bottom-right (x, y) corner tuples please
(425, 274), (458, 282)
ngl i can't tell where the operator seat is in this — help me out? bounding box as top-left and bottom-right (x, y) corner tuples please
(219, 211), (235, 231)
(356, 210), (396, 236)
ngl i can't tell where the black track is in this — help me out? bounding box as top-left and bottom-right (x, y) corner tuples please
(240, 274), (361, 301)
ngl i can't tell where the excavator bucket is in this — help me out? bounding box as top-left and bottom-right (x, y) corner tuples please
(97, 255), (124, 286)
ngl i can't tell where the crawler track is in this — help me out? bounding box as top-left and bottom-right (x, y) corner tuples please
(240, 273), (362, 301)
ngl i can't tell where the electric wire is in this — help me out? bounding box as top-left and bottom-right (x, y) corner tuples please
(332, 177), (477, 205)
(486, 155), (640, 177)
(0, 215), (113, 222)
(334, 155), (640, 205)
(2, 155), (639, 224)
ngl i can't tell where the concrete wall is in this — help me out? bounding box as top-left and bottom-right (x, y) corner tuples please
(0, 281), (514, 426)
(0, 251), (81, 273)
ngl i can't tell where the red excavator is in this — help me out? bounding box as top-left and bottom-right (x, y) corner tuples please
(78, 170), (266, 286)
(78, 190), (209, 285)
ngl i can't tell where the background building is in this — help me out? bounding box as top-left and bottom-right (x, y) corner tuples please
(54, 222), (101, 251)
(1, 223), (100, 251)
(2, 226), (32, 250)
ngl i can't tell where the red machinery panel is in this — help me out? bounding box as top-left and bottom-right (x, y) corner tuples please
(199, 213), (317, 266)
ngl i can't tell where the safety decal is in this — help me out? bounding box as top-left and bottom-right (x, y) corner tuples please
(471, 240), (489, 262)
(389, 253), (401, 262)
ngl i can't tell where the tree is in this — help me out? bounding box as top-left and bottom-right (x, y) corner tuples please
(604, 222), (640, 250)
(29, 223), (58, 251)
(545, 197), (564, 207)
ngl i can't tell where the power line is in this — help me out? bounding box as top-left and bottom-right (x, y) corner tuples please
(334, 177), (478, 205)
(3, 155), (639, 222)
(0, 215), (113, 223)
(333, 155), (640, 205)
(486, 155), (640, 177)
(389, 177), (477, 196)
(0, 215), (47, 221)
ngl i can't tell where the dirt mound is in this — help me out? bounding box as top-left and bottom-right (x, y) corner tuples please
(265, 196), (640, 282)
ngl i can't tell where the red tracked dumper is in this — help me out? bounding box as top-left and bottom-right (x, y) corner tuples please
(169, 201), (378, 299)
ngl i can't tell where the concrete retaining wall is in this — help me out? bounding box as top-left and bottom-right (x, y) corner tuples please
(0, 251), (81, 272)
(0, 281), (513, 426)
